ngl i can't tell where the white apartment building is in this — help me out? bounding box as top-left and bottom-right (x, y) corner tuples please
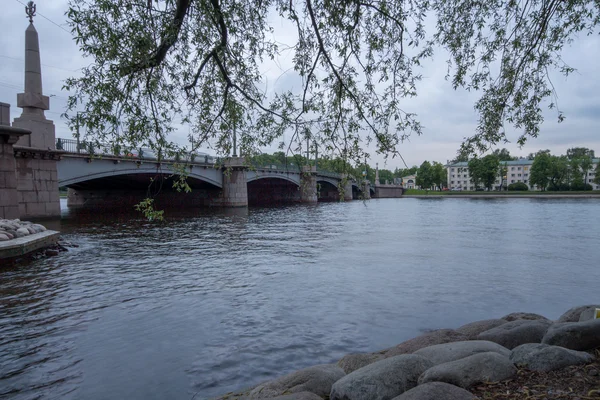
(446, 159), (600, 191)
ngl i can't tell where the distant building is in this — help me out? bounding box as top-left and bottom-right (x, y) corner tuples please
(446, 159), (600, 191)
(402, 174), (417, 189)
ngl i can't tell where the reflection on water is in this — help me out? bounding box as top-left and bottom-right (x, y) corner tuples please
(1, 198), (600, 399)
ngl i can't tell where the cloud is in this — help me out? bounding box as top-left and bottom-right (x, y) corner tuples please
(1, 1), (599, 168)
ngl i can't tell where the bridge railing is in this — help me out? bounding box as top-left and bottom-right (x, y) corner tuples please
(55, 138), (218, 165)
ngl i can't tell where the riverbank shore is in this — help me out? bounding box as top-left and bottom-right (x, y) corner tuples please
(214, 305), (600, 400)
(403, 194), (600, 199)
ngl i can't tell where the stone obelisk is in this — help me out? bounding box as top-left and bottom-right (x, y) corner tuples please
(11, 1), (61, 218)
(13, 1), (54, 149)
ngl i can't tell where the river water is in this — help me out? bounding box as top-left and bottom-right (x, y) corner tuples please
(1, 198), (599, 399)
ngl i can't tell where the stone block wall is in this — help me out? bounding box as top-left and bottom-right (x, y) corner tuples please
(15, 156), (60, 218)
(1, 103), (29, 219)
(0, 140), (20, 219)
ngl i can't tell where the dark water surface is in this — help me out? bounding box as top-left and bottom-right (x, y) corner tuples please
(1, 198), (599, 399)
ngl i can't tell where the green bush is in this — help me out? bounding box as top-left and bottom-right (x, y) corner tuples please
(547, 183), (570, 191)
(570, 181), (593, 191)
(507, 182), (529, 191)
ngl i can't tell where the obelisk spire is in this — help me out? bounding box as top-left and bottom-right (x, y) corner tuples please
(17, 1), (49, 117)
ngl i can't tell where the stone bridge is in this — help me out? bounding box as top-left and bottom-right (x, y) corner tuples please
(55, 142), (371, 208)
(0, 15), (401, 219)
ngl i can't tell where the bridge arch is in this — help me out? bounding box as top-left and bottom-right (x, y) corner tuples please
(246, 171), (301, 186)
(58, 157), (223, 188)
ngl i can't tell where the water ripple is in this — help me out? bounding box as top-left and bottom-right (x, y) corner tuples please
(1, 199), (600, 399)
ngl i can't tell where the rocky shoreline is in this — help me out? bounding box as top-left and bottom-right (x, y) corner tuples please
(214, 305), (600, 400)
(0, 218), (48, 241)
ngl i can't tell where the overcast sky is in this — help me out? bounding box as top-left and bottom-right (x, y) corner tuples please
(1, 1), (599, 170)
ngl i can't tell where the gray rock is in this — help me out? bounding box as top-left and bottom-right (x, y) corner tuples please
(330, 354), (433, 400)
(0, 233), (9, 241)
(455, 319), (508, 339)
(45, 249), (59, 257)
(337, 352), (384, 374)
(383, 329), (468, 358)
(248, 364), (345, 399)
(557, 305), (600, 323)
(477, 319), (552, 349)
(510, 343), (593, 371)
(16, 227), (30, 237)
(542, 319), (600, 351)
(414, 340), (510, 365)
(267, 392), (323, 400)
(32, 224), (47, 232)
(392, 382), (476, 400)
(501, 312), (550, 322)
(26, 226), (36, 234)
(579, 307), (600, 322)
(418, 352), (516, 389)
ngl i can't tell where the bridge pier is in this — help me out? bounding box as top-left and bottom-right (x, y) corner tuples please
(300, 166), (318, 203)
(220, 157), (248, 207)
(342, 175), (353, 201)
(362, 180), (371, 200)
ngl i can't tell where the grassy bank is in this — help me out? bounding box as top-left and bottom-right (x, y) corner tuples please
(403, 189), (600, 196)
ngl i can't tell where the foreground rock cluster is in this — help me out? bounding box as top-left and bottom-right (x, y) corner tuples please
(0, 219), (47, 241)
(214, 305), (600, 400)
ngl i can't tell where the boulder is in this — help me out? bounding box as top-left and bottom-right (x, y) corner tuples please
(414, 340), (510, 365)
(248, 364), (345, 399)
(330, 354), (433, 400)
(26, 226), (36, 234)
(579, 307), (600, 322)
(45, 249), (59, 257)
(15, 227), (30, 238)
(267, 392), (324, 400)
(455, 319), (508, 340)
(392, 382), (476, 400)
(557, 305), (600, 323)
(0, 233), (9, 241)
(418, 352), (516, 388)
(542, 319), (600, 351)
(501, 312), (550, 322)
(32, 224), (47, 232)
(477, 319), (551, 349)
(383, 329), (468, 358)
(337, 352), (384, 374)
(510, 343), (593, 371)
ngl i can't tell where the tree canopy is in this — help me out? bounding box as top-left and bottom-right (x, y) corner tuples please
(415, 161), (434, 190)
(468, 155), (500, 190)
(65, 0), (600, 166)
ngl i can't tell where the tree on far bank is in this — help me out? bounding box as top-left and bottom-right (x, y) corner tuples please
(468, 158), (483, 189)
(528, 149), (550, 160)
(530, 152), (551, 190)
(498, 161), (508, 191)
(378, 168), (394, 184)
(567, 147), (595, 159)
(431, 162), (447, 190)
(468, 155), (499, 190)
(416, 161), (434, 190)
(547, 156), (569, 190)
(492, 148), (517, 161)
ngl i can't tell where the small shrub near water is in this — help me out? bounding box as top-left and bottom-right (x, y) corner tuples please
(507, 182), (529, 191)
